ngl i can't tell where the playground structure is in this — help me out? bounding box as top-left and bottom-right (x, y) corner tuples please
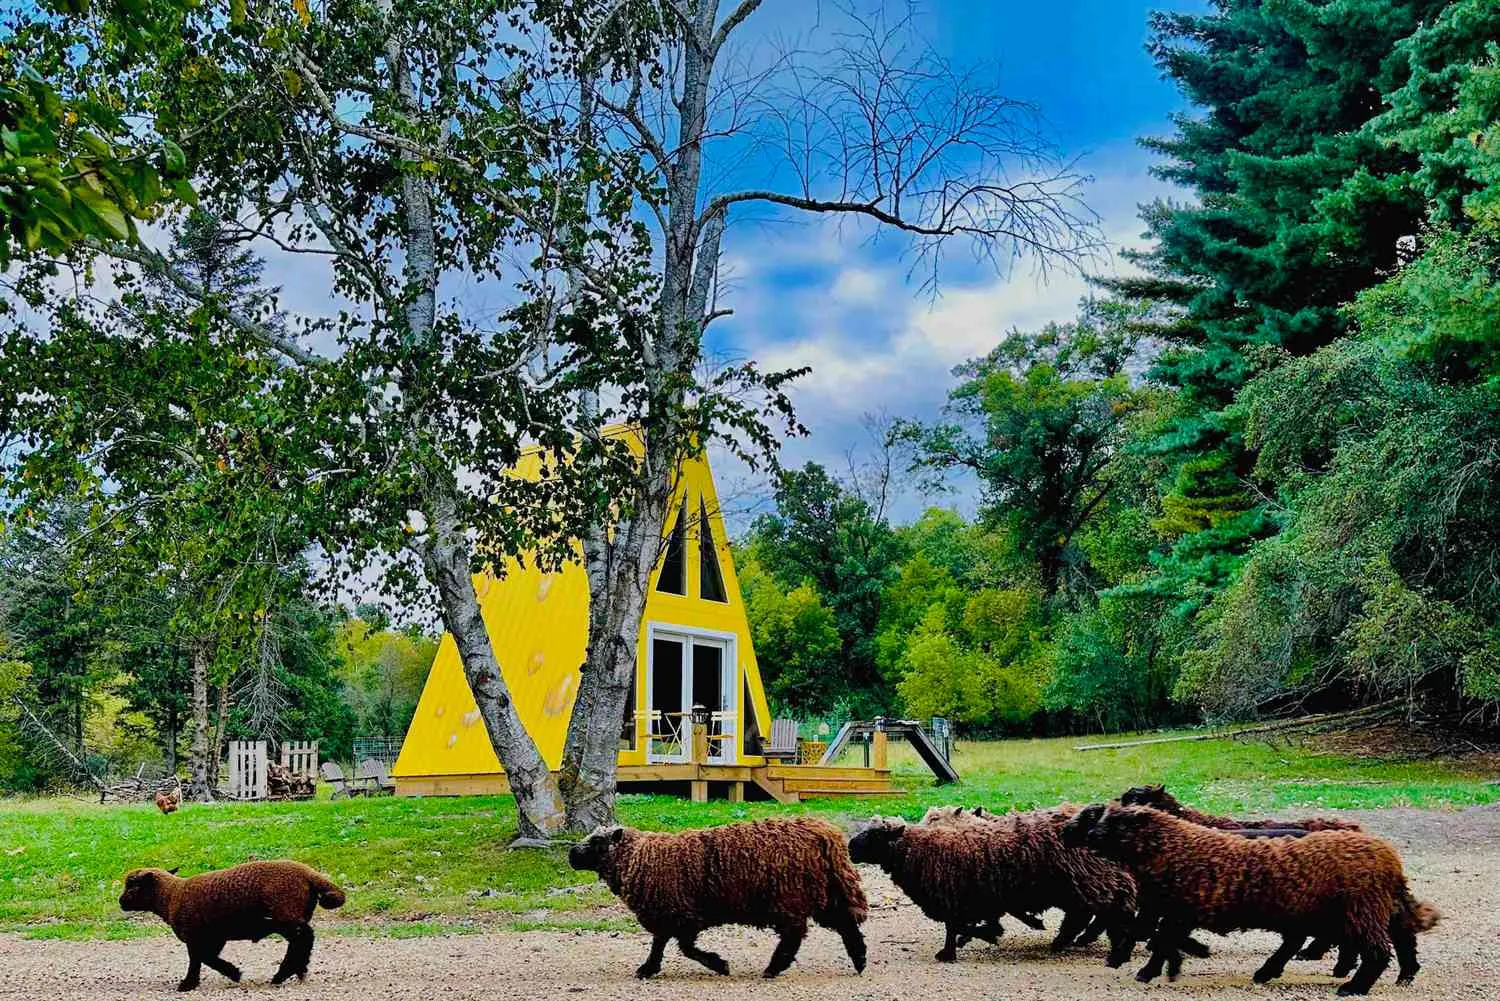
(391, 434), (953, 802)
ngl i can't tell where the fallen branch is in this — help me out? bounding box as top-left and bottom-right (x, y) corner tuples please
(10, 695), (106, 789)
(1073, 701), (1404, 752)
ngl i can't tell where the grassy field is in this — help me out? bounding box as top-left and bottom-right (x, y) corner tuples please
(2, 729), (1495, 941)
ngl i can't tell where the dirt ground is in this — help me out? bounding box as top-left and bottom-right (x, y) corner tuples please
(2, 806), (1495, 1001)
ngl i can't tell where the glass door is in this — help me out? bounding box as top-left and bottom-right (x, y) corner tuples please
(648, 628), (736, 764)
(648, 635), (688, 762)
(690, 638), (735, 764)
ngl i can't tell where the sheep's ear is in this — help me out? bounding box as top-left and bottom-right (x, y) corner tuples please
(608, 828), (625, 845)
(166, 867), (181, 875)
(1149, 784), (1165, 794)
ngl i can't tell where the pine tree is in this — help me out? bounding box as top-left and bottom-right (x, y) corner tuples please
(1111, 0), (1450, 616)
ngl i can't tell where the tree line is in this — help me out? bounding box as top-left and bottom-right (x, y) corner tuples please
(744, 0), (1500, 734)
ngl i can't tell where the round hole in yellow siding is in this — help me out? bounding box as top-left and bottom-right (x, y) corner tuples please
(435, 705), (446, 718)
(536, 575), (555, 601)
(527, 651), (546, 676)
(446, 733), (458, 748)
(462, 710), (480, 727)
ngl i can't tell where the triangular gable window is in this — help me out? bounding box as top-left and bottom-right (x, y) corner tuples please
(699, 499), (728, 602)
(657, 499), (688, 595)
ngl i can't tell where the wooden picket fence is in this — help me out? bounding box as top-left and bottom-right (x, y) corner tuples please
(226, 740), (268, 800)
(279, 740), (319, 778)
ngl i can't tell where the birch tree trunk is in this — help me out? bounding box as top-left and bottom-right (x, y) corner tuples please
(560, 482), (670, 831)
(420, 483), (567, 839)
(184, 641), (214, 801)
(559, 0), (725, 832)
(207, 676), (229, 789)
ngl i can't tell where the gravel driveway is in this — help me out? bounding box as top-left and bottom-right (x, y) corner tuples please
(3, 806), (1494, 1001)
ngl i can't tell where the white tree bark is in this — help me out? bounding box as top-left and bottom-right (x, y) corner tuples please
(184, 641), (214, 802)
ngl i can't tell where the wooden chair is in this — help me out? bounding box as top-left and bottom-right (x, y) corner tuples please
(356, 758), (396, 795)
(761, 718), (799, 761)
(320, 761), (364, 799)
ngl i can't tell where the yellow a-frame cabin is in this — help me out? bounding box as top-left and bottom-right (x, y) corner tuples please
(391, 443), (895, 803)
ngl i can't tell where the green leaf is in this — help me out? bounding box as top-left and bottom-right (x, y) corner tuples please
(161, 138), (186, 173)
(73, 185), (131, 240)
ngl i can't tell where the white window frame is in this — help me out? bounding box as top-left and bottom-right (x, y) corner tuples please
(645, 622), (738, 765)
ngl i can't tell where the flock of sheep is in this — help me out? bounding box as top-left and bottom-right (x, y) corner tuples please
(118, 784), (1438, 995)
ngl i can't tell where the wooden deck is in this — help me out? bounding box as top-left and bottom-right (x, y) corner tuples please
(394, 760), (897, 803)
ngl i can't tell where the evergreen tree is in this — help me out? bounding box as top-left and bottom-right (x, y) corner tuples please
(1110, 0), (1450, 619)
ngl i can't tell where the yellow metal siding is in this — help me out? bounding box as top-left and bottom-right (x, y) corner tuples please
(392, 449), (771, 780)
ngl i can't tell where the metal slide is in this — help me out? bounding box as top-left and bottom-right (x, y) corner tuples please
(817, 719), (959, 784)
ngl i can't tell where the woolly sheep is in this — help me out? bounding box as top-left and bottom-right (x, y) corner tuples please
(1064, 804), (1439, 995)
(568, 817), (868, 979)
(1119, 784), (1362, 831)
(118, 860), (345, 991)
(848, 813), (1138, 966)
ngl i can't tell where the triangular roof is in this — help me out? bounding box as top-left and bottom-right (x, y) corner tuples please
(393, 446), (772, 776)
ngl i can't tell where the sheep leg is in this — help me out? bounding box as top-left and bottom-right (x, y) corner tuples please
(1049, 910), (1089, 952)
(1135, 919), (1187, 983)
(818, 910), (867, 974)
(955, 917), (1002, 947)
(177, 952), (202, 992)
(1333, 941), (1360, 978)
(271, 923), (314, 984)
(1298, 935), (1334, 960)
(936, 923), (961, 963)
(1073, 913), (1107, 946)
(1015, 911), (1046, 931)
(1339, 943), (1390, 996)
(634, 934), (669, 979)
(677, 932), (729, 976)
(1253, 933), (1302, 984)
(195, 939), (241, 984)
(1391, 915), (1419, 986)
(762, 921), (806, 979)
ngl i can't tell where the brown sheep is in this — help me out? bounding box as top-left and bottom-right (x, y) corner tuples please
(1064, 804), (1439, 995)
(1120, 784), (1357, 971)
(848, 813), (1139, 966)
(1119, 784), (1361, 831)
(119, 860), (345, 991)
(568, 817), (867, 979)
(918, 806), (1046, 942)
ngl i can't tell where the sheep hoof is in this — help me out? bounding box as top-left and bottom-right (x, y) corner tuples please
(634, 966), (660, 980)
(1337, 983), (1370, 996)
(176, 980), (198, 993)
(1253, 967), (1279, 984)
(1135, 968), (1159, 984)
(935, 949), (957, 963)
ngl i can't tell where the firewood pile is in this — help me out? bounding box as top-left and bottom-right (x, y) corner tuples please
(266, 762), (316, 800)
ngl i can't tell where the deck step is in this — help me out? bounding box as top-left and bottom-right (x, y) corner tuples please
(793, 786), (905, 798)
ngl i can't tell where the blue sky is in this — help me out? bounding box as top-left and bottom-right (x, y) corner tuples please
(694, 0), (1204, 523)
(246, 2), (1207, 528)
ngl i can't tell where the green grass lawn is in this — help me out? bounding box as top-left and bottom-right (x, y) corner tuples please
(2, 729), (1494, 941)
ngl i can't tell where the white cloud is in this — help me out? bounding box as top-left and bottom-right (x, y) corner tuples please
(707, 145), (1180, 525)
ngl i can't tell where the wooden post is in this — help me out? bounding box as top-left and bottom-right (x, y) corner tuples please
(691, 780), (709, 803)
(872, 730), (888, 770)
(691, 721), (709, 765)
(727, 781), (744, 803)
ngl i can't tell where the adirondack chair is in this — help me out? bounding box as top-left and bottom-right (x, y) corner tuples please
(355, 757), (396, 795)
(320, 761), (365, 799)
(761, 718), (800, 761)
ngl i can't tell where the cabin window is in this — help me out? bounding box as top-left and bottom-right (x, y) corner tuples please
(698, 499), (728, 602)
(620, 663), (637, 751)
(657, 500), (688, 595)
(741, 676), (761, 758)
